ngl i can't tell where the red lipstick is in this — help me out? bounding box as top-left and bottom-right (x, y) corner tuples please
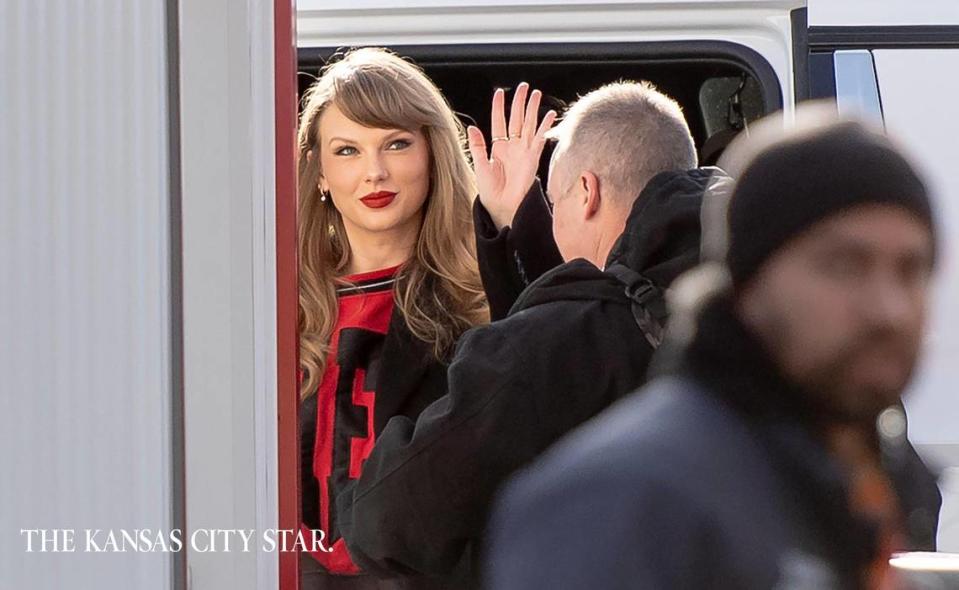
(360, 191), (397, 209)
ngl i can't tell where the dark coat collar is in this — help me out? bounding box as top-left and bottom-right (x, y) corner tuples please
(681, 296), (882, 586)
(684, 295), (826, 426)
(680, 295), (942, 572)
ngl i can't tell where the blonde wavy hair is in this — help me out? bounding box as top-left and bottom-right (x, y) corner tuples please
(298, 47), (488, 400)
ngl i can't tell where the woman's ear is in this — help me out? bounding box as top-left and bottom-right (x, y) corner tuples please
(308, 150), (329, 192)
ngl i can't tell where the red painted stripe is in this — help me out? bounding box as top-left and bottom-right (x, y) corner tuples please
(274, 0), (299, 588)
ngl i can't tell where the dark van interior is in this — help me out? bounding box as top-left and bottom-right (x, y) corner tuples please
(298, 41), (779, 183)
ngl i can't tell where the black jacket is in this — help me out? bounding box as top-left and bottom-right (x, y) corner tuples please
(485, 296), (941, 590)
(472, 178), (564, 321)
(335, 168), (728, 584)
(298, 305), (459, 590)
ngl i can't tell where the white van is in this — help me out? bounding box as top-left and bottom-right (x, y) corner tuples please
(299, 0), (959, 552)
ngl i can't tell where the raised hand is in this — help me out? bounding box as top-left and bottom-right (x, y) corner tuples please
(468, 82), (557, 229)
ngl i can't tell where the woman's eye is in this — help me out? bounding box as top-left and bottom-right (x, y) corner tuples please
(387, 139), (412, 150)
(333, 146), (357, 156)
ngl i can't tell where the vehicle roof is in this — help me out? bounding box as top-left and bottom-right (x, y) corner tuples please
(300, 0), (795, 8)
(299, 1), (959, 29)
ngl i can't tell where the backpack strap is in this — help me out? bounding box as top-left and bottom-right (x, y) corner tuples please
(604, 263), (668, 349)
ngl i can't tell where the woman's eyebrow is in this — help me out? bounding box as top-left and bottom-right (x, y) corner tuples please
(381, 129), (416, 142)
(327, 130), (412, 146)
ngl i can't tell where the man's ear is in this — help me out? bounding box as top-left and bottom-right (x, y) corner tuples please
(581, 171), (601, 220)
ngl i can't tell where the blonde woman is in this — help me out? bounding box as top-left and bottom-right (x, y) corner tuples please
(296, 48), (488, 589)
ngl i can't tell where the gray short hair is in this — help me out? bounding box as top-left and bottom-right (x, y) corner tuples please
(546, 81), (697, 203)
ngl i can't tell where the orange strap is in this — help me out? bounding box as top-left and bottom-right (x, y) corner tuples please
(825, 427), (906, 589)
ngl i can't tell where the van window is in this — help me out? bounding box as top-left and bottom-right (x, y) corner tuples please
(698, 74), (765, 165)
(299, 42), (781, 173)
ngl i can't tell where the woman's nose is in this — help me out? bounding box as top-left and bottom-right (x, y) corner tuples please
(365, 154), (388, 183)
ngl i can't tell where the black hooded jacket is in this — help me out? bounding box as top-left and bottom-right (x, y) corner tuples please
(334, 168), (729, 583)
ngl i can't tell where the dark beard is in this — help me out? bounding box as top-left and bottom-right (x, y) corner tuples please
(787, 329), (918, 426)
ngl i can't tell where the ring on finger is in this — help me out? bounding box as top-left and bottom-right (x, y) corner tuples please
(491, 136), (509, 143)
(509, 133), (522, 139)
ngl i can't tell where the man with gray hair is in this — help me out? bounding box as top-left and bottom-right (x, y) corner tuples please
(334, 80), (730, 587)
(547, 80), (699, 208)
(544, 81), (700, 266)
(469, 80), (710, 319)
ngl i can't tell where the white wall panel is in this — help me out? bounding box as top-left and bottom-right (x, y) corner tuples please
(0, 1), (174, 589)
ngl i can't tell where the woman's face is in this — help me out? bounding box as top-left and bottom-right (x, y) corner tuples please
(317, 103), (431, 246)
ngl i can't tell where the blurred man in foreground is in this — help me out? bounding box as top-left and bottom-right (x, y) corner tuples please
(486, 109), (942, 590)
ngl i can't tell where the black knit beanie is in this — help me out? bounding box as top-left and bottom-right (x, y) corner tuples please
(727, 122), (935, 285)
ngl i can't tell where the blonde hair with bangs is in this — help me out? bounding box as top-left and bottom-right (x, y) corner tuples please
(297, 47), (488, 400)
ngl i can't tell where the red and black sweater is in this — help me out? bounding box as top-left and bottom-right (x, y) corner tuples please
(299, 265), (400, 574)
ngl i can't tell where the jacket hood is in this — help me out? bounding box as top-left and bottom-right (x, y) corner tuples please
(509, 258), (625, 313)
(605, 166), (731, 287)
(510, 167), (731, 314)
